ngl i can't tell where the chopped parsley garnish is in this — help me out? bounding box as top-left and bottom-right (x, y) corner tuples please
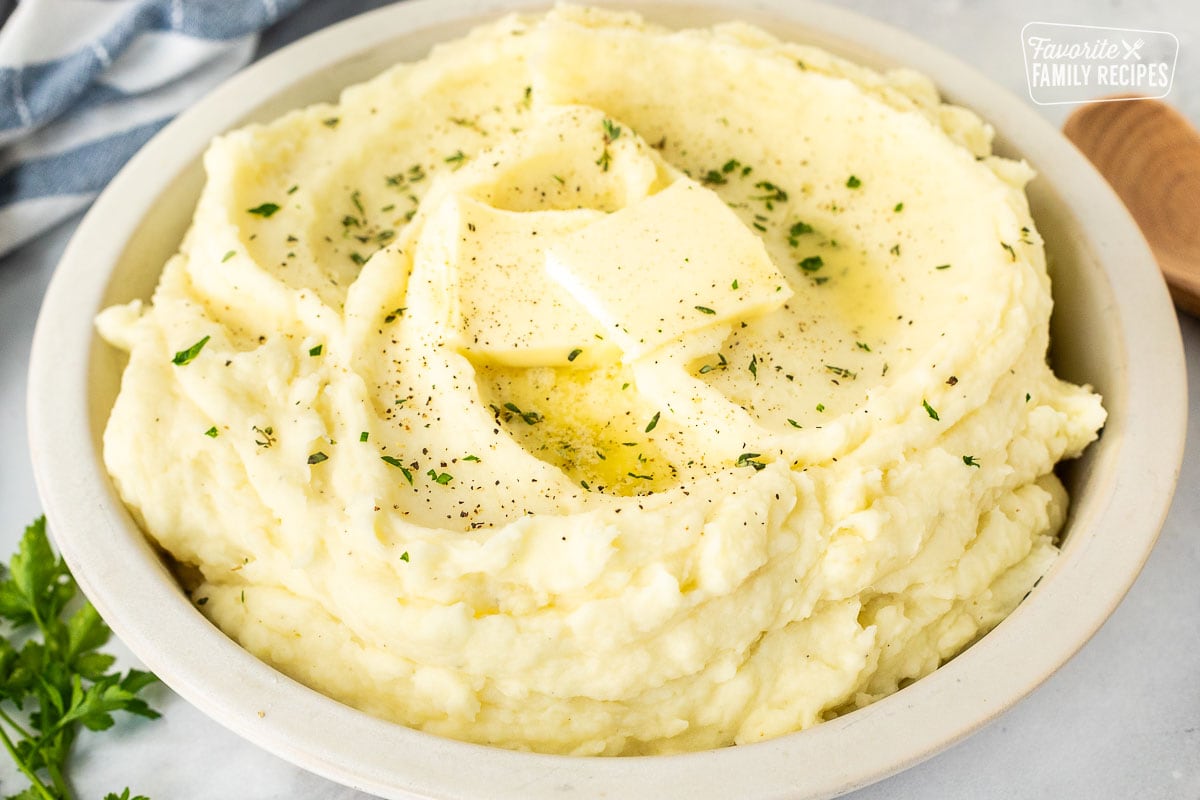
(502, 402), (542, 425)
(894, 202), (904, 212)
(221, 250), (236, 263)
(799, 256), (824, 272)
(825, 364), (857, 380)
(789, 221), (815, 237)
(350, 252), (367, 266)
(171, 335), (210, 365)
(568, 348), (583, 362)
(816, 403), (826, 412)
(385, 165), (426, 189)
(595, 119), (622, 172)
(722, 158), (751, 176)
(384, 307), (406, 323)
(787, 418), (802, 428)
(252, 425), (275, 448)
(449, 116), (484, 132)
(731, 279), (739, 290)
(287, 184), (299, 195)
(846, 175), (862, 188)
(645, 411), (661, 433)
(963, 455), (981, 468)
(752, 181), (788, 209)
(307, 452), (328, 465)
(381, 456), (414, 484)
(856, 341), (871, 352)
(890, 244), (901, 256)
(735, 452), (766, 471)
(427, 469), (453, 485)
(308, 344), (323, 357)
(935, 264), (952, 270)
(700, 169), (728, 186)
(922, 399), (940, 421)
(204, 426), (219, 438)
(749, 354), (758, 379)
(1026, 393), (1032, 403)
(694, 305), (716, 315)
(445, 150), (466, 168)
(360, 431), (369, 442)
(627, 472), (653, 481)
(463, 454), (481, 462)
(322, 117), (340, 128)
(247, 202), (280, 218)
(1001, 241), (1017, 261)
(400, 551), (410, 562)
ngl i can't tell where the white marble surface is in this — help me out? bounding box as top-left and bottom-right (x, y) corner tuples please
(1, 1), (1196, 797)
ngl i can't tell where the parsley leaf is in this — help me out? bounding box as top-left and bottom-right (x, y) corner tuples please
(735, 453), (766, 471)
(246, 202), (280, 218)
(380, 456), (414, 484)
(426, 469), (453, 485)
(501, 403), (542, 426)
(170, 336), (209, 366)
(0, 517), (159, 800)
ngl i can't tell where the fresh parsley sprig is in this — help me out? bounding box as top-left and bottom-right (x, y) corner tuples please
(0, 517), (159, 800)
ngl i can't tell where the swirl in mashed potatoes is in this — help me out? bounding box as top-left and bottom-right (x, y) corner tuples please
(97, 5), (1105, 755)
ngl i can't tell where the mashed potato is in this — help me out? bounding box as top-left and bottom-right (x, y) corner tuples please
(97, 5), (1105, 755)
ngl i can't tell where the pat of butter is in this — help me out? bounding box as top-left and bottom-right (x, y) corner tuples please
(434, 194), (616, 367)
(546, 178), (792, 361)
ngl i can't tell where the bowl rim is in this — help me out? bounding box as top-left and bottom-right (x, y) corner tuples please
(27, 1), (1187, 799)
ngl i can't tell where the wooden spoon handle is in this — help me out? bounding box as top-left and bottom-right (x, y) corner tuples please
(1064, 97), (1200, 316)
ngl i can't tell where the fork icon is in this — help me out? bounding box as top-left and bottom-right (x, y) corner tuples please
(1122, 38), (1145, 60)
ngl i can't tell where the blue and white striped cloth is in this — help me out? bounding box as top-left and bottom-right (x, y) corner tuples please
(0, 0), (307, 256)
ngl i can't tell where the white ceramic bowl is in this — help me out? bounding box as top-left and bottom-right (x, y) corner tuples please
(27, 2), (1187, 798)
